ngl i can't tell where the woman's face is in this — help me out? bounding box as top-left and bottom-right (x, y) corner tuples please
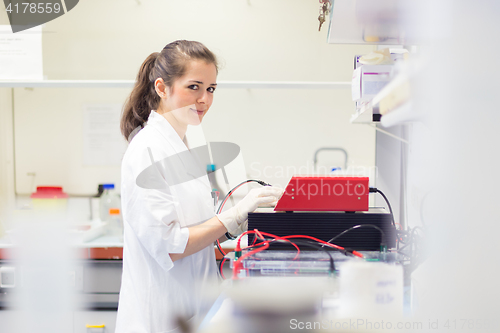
(158, 60), (217, 126)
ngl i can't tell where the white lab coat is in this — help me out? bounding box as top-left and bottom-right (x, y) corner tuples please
(115, 111), (218, 333)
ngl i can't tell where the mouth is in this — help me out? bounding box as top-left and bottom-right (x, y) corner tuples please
(190, 108), (205, 116)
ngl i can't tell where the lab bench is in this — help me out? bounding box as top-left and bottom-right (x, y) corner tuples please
(0, 233), (238, 332)
(0, 234), (238, 309)
(0, 234), (124, 310)
(0, 235), (122, 332)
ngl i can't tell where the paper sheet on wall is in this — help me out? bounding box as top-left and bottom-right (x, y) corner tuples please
(83, 104), (127, 166)
(0, 25), (43, 80)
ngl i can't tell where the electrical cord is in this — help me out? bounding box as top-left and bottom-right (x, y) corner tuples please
(246, 231), (363, 258)
(216, 179), (271, 214)
(232, 230), (270, 279)
(252, 231), (301, 258)
(246, 238), (337, 274)
(215, 179), (272, 257)
(395, 225), (426, 275)
(218, 258), (227, 280)
(235, 235), (334, 277)
(281, 239), (336, 274)
(218, 240), (272, 280)
(215, 238), (227, 257)
(369, 187), (395, 227)
(322, 224), (386, 250)
(280, 235), (364, 258)
(228, 229), (364, 279)
(397, 229), (412, 244)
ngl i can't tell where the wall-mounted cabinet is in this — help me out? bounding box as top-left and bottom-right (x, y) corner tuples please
(327, 0), (416, 45)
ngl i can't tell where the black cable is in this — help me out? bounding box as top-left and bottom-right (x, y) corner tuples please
(216, 179), (271, 240)
(215, 239), (226, 257)
(397, 230), (411, 244)
(218, 257), (224, 279)
(216, 179), (271, 214)
(286, 239), (336, 274)
(218, 257), (231, 280)
(369, 188), (396, 227)
(395, 226), (425, 271)
(323, 224), (386, 248)
(397, 241), (412, 252)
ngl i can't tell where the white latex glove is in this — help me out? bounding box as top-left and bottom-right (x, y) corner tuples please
(229, 219), (248, 237)
(217, 186), (283, 235)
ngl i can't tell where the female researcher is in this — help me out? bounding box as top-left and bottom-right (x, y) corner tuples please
(116, 40), (283, 332)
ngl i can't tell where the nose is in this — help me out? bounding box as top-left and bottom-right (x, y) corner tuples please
(197, 90), (210, 106)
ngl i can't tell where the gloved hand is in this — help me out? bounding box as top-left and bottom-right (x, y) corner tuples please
(229, 219), (248, 237)
(217, 186), (283, 235)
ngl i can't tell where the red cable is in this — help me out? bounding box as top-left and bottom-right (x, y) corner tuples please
(218, 183), (246, 213)
(215, 183), (250, 258)
(256, 230), (302, 274)
(216, 239), (227, 256)
(244, 232), (363, 258)
(219, 258), (227, 279)
(244, 232), (300, 253)
(231, 230), (365, 279)
(281, 235), (364, 258)
(215, 183), (248, 258)
(256, 231), (301, 260)
(240, 232), (302, 274)
(232, 231), (269, 279)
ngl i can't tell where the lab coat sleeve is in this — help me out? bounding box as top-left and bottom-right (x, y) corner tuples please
(122, 144), (190, 272)
(124, 186), (189, 272)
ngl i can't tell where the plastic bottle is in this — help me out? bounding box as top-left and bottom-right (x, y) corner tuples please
(99, 184), (121, 223)
(108, 208), (123, 241)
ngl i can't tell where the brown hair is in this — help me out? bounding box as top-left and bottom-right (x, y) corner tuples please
(121, 40), (219, 141)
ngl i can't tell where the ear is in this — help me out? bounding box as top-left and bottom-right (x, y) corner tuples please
(154, 78), (168, 99)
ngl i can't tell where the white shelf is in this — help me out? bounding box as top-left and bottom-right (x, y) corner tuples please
(350, 71), (411, 125)
(0, 80), (134, 88)
(350, 102), (376, 124)
(380, 101), (416, 128)
(219, 81), (350, 89)
(0, 80), (350, 89)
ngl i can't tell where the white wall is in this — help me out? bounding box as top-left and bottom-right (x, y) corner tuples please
(0, 0), (376, 198)
(0, 88), (15, 232)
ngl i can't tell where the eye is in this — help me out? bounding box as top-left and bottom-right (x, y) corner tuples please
(207, 87), (216, 93)
(188, 85), (199, 90)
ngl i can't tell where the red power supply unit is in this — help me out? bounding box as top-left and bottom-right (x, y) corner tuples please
(274, 176), (369, 212)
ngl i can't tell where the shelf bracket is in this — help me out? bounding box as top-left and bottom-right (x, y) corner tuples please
(368, 123), (409, 144)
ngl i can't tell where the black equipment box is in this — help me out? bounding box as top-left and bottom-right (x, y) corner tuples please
(247, 211), (396, 251)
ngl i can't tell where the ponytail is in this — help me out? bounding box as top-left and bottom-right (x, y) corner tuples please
(121, 52), (160, 141)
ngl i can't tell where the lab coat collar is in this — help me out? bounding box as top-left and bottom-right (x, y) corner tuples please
(147, 110), (188, 153)
(146, 111), (208, 182)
